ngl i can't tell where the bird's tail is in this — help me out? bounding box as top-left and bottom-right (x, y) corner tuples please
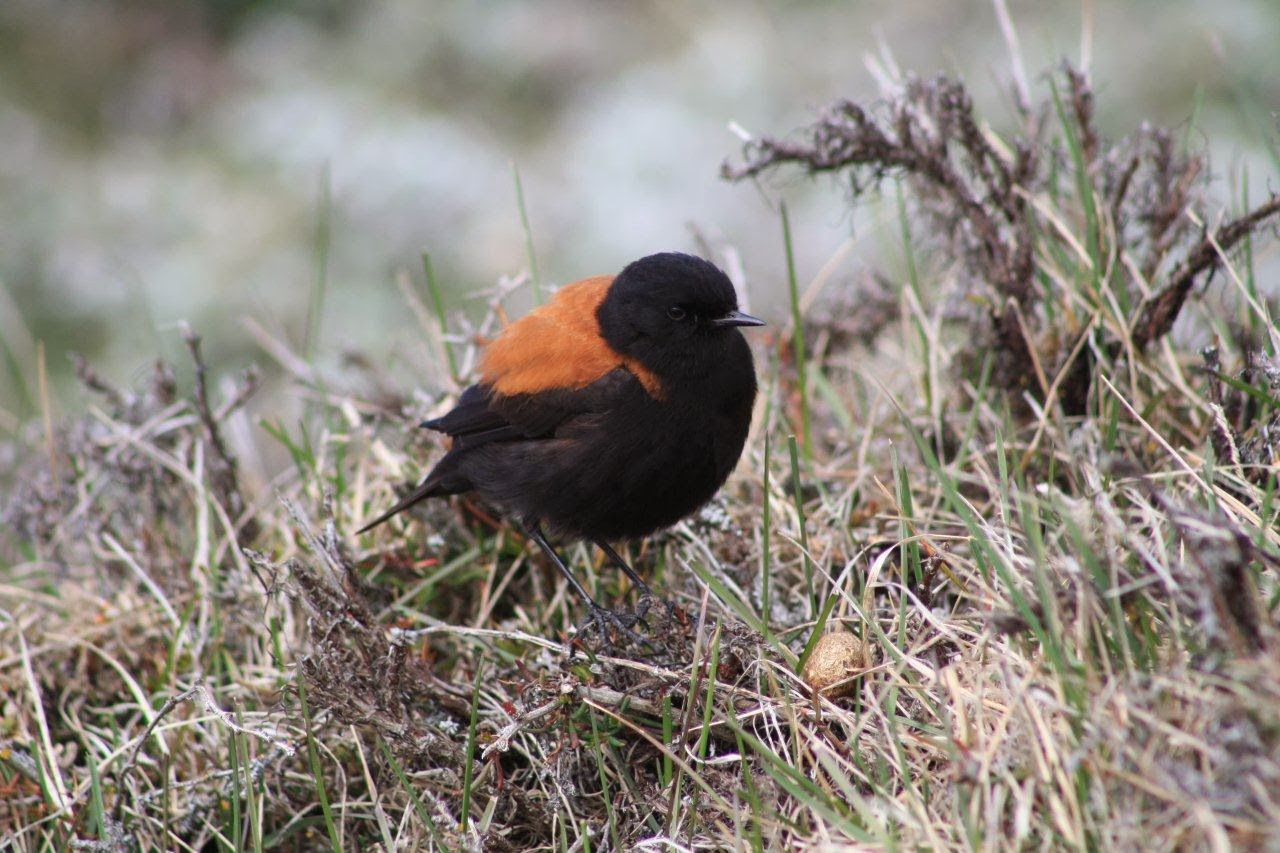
(355, 475), (446, 535)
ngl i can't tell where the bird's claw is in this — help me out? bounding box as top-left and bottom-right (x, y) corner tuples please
(576, 604), (655, 653)
(635, 592), (679, 623)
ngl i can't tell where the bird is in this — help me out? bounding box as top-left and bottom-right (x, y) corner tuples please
(358, 252), (764, 644)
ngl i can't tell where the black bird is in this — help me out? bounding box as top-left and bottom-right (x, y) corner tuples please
(358, 252), (763, 641)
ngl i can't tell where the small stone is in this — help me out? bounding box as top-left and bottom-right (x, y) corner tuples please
(801, 630), (863, 698)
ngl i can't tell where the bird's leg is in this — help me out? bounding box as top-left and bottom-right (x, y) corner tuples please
(595, 540), (676, 623)
(525, 523), (598, 609)
(594, 541), (654, 597)
(524, 523), (649, 650)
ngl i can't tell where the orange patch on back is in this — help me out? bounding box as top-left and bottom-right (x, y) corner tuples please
(480, 276), (664, 399)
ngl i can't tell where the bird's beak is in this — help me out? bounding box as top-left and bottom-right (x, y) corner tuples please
(710, 310), (766, 328)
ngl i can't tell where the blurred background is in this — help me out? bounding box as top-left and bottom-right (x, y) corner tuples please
(1, 0), (1277, 425)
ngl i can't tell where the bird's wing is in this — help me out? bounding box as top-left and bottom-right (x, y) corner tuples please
(420, 274), (664, 451)
(420, 383), (509, 438)
(423, 369), (638, 451)
(361, 373), (630, 534)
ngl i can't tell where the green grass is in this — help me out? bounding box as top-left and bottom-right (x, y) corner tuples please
(780, 201), (812, 458)
(512, 161), (543, 305)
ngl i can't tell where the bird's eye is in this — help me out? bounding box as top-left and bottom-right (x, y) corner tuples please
(667, 306), (687, 321)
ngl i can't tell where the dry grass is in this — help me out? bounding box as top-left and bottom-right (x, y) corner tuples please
(3, 60), (1280, 851)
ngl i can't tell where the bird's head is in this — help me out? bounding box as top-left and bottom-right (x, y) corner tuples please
(597, 252), (764, 380)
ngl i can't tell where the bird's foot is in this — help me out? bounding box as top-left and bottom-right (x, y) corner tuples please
(573, 604), (654, 654)
(634, 591), (680, 623)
